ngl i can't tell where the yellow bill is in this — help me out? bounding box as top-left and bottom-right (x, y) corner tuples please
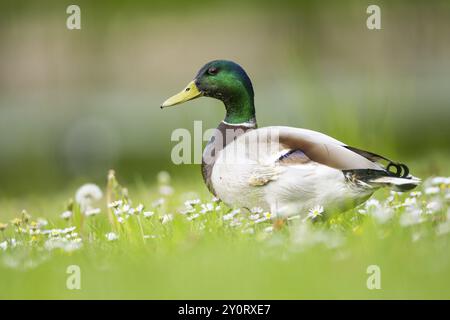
(161, 80), (202, 108)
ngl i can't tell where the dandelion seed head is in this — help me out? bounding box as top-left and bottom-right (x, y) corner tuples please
(157, 171), (171, 185)
(75, 183), (103, 212)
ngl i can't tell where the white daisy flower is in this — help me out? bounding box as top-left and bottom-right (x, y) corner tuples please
(29, 229), (40, 235)
(108, 200), (123, 208)
(264, 226), (274, 233)
(242, 228), (254, 234)
(410, 191), (422, 197)
(136, 204), (144, 213)
(37, 218), (48, 227)
(75, 183), (103, 212)
(307, 205), (324, 220)
(200, 203), (214, 214)
(143, 211), (154, 218)
(160, 214), (173, 224)
(223, 209), (240, 221)
(179, 207), (196, 215)
(211, 197), (220, 203)
(430, 177), (449, 186)
(61, 227), (76, 234)
(400, 208), (424, 226)
(85, 208), (101, 217)
(105, 232), (119, 241)
(117, 217), (125, 224)
(185, 199), (201, 208)
(403, 197), (417, 207)
(254, 217), (269, 224)
(187, 213), (200, 221)
(365, 199), (381, 209)
(358, 209), (367, 215)
(0, 241), (7, 251)
(250, 207), (264, 214)
(371, 207), (393, 224)
(223, 213), (235, 221)
(426, 200), (442, 214)
(229, 219), (242, 227)
(152, 198), (165, 208)
(425, 186), (440, 195)
(60, 211), (73, 220)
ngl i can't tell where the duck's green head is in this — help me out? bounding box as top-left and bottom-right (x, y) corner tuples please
(161, 60), (255, 124)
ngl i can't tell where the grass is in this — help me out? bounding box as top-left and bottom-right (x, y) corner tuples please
(1, 164), (450, 300)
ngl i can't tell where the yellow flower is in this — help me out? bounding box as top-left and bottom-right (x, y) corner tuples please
(30, 221), (39, 229)
(11, 218), (21, 226)
(21, 210), (31, 223)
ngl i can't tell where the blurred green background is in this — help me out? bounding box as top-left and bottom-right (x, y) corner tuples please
(1, 0), (449, 197)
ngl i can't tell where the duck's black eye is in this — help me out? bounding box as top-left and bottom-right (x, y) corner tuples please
(208, 67), (218, 75)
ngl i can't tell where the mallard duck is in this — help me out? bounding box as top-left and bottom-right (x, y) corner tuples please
(161, 60), (419, 217)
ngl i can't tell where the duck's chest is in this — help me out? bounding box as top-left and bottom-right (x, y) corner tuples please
(201, 121), (256, 196)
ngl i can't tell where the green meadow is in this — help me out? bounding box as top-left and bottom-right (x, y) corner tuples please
(1, 162), (450, 299)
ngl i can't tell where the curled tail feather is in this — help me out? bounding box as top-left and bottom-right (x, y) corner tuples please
(368, 175), (421, 192)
